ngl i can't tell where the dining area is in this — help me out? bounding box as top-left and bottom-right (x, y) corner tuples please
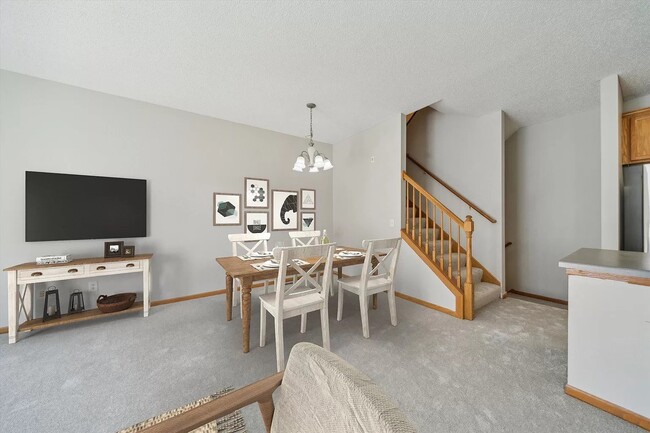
(215, 230), (402, 371)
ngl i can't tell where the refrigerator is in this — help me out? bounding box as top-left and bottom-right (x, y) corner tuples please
(621, 164), (650, 252)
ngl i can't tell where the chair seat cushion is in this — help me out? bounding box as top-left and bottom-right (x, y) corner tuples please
(271, 343), (416, 433)
(339, 275), (393, 291)
(259, 290), (322, 313)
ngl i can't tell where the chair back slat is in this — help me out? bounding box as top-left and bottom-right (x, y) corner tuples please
(289, 230), (321, 247)
(359, 238), (402, 289)
(228, 233), (271, 256)
(273, 243), (336, 314)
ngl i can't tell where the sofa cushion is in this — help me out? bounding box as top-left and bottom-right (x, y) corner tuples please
(271, 343), (416, 433)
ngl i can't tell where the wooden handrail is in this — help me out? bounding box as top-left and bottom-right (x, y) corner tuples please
(406, 153), (497, 223)
(403, 171), (463, 225)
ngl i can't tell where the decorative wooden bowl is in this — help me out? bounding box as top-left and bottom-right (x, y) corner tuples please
(96, 293), (137, 313)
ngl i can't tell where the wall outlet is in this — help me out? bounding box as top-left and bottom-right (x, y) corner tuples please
(88, 281), (98, 292)
(39, 289), (45, 298)
(370, 156), (375, 163)
(389, 218), (395, 227)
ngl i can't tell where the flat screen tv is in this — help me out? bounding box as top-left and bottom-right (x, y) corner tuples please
(26, 171), (147, 242)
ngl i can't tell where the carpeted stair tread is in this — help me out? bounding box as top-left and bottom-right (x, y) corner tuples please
(451, 267), (484, 285)
(474, 282), (501, 310)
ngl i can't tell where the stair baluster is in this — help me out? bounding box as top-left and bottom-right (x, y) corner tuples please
(463, 215), (474, 320)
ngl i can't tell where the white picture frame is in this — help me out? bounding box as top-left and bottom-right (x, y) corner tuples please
(245, 211), (269, 234)
(272, 190), (298, 231)
(244, 177), (269, 208)
(213, 192), (242, 226)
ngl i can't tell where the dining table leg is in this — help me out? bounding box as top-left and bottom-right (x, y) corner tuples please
(372, 294), (378, 310)
(226, 275), (233, 321)
(241, 276), (253, 353)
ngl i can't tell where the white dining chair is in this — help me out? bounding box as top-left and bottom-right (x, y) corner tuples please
(260, 243), (336, 372)
(289, 230), (321, 246)
(228, 233), (273, 317)
(336, 238), (402, 338)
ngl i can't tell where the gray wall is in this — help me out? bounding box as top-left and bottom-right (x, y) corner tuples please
(0, 70), (333, 327)
(505, 107), (600, 300)
(333, 114), (403, 246)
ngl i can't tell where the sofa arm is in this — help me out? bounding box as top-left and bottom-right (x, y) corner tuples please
(140, 372), (284, 433)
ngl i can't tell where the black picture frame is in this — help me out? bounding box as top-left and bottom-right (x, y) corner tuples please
(104, 241), (124, 258)
(123, 245), (135, 257)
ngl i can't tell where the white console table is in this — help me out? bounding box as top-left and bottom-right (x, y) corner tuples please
(3, 254), (152, 344)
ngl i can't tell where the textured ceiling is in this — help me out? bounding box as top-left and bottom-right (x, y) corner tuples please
(1, 1), (650, 143)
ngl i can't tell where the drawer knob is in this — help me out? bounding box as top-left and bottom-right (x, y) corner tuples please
(68, 268), (79, 273)
(31, 271), (43, 277)
(126, 263), (135, 268)
(96, 266), (106, 271)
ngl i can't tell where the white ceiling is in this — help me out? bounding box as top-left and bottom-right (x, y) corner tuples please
(1, 1), (649, 143)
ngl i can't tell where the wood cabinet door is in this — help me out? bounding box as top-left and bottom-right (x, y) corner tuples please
(630, 110), (650, 162)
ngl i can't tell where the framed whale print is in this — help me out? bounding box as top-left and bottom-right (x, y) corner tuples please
(244, 177), (269, 208)
(245, 211), (269, 234)
(272, 190), (298, 231)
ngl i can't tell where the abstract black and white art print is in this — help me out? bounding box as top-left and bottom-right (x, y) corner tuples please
(300, 212), (316, 231)
(272, 190), (298, 231)
(213, 192), (241, 226)
(300, 189), (316, 210)
(245, 211), (269, 234)
(244, 177), (269, 208)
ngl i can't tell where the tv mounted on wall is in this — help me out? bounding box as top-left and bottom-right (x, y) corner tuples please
(25, 171), (147, 242)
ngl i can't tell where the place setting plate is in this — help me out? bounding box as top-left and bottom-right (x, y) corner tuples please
(337, 250), (364, 258)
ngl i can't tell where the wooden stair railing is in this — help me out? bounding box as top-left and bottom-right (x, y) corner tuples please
(405, 153), (497, 224)
(403, 171), (476, 319)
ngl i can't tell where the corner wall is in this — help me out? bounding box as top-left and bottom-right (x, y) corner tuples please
(0, 70), (334, 327)
(600, 74), (622, 249)
(504, 107), (601, 300)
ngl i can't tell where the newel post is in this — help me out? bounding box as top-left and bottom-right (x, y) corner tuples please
(463, 215), (474, 320)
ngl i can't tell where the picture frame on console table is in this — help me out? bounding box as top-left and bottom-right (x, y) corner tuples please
(104, 241), (124, 258)
(123, 245), (135, 257)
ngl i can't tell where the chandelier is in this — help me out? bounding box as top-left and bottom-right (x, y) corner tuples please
(292, 103), (333, 172)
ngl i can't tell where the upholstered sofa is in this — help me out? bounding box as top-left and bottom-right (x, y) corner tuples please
(141, 342), (416, 433)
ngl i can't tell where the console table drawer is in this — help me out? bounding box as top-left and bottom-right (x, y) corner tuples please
(18, 265), (87, 281)
(89, 260), (141, 275)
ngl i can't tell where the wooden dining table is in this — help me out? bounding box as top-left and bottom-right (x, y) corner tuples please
(216, 247), (377, 353)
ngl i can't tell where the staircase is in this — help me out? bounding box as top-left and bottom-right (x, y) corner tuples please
(402, 171), (500, 319)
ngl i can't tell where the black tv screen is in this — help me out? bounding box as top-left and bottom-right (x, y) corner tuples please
(26, 171), (147, 242)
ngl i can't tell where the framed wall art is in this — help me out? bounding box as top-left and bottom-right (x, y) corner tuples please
(245, 211), (269, 234)
(301, 188), (316, 209)
(300, 212), (316, 231)
(244, 177), (269, 208)
(213, 192), (242, 226)
(272, 190), (298, 231)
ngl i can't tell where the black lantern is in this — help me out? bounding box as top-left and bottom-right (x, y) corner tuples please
(68, 290), (85, 314)
(43, 286), (61, 322)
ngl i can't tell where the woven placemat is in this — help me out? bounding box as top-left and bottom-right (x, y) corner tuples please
(117, 387), (247, 433)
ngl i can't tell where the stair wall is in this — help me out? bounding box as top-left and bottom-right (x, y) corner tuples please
(407, 107), (505, 288)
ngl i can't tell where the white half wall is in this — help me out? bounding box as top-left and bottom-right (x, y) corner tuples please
(406, 108), (505, 285)
(0, 70), (334, 327)
(600, 74), (622, 249)
(505, 107), (601, 300)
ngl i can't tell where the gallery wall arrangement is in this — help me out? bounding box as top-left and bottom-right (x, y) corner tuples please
(214, 177), (317, 234)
